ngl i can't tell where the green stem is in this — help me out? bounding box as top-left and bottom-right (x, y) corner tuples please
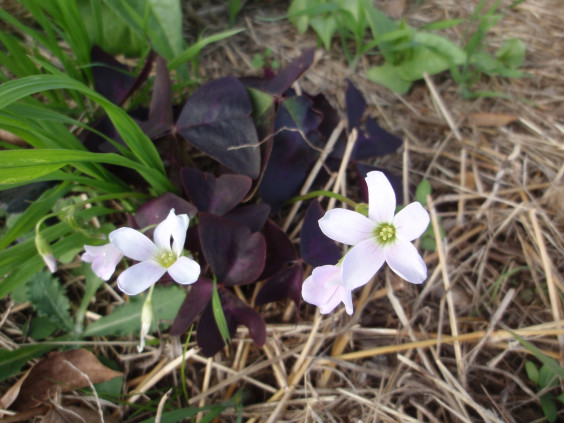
(286, 190), (358, 209)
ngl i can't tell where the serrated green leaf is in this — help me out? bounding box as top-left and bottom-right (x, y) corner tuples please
(83, 286), (186, 337)
(26, 271), (74, 331)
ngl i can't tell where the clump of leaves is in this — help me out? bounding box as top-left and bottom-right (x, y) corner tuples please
(525, 360), (564, 422)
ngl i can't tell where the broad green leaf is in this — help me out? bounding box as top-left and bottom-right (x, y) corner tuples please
(29, 316), (59, 340)
(288, 0), (311, 33)
(541, 395), (557, 423)
(26, 271), (74, 332)
(366, 63), (412, 94)
(496, 38), (526, 69)
(415, 179), (431, 206)
(310, 14), (338, 50)
(525, 360), (539, 385)
(83, 286), (186, 337)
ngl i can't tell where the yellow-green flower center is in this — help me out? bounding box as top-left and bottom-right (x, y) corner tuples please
(373, 223), (397, 246)
(155, 249), (177, 268)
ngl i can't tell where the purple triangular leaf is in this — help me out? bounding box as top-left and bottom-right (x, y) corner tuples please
(300, 200), (342, 267)
(170, 278), (213, 336)
(91, 45), (154, 106)
(255, 262), (304, 307)
(354, 117), (403, 158)
(197, 296), (236, 357)
(258, 96), (322, 208)
(199, 213), (266, 286)
(260, 219), (298, 280)
(264, 48), (315, 96)
(181, 168), (252, 216)
(224, 204), (271, 233)
(141, 56), (173, 139)
(134, 193), (198, 238)
(176, 76), (261, 179)
(223, 290), (266, 347)
(345, 79), (366, 129)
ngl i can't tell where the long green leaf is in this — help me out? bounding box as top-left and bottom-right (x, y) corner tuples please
(0, 75), (168, 188)
(0, 149), (173, 193)
(0, 344), (56, 382)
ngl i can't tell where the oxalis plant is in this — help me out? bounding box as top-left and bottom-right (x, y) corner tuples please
(0, 45), (430, 361)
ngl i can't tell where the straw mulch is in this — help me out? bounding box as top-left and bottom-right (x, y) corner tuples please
(3, 0), (564, 422)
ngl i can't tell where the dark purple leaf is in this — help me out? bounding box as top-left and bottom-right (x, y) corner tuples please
(258, 96), (322, 208)
(311, 93), (341, 141)
(176, 76), (261, 179)
(196, 289), (266, 356)
(134, 193), (198, 238)
(199, 213), (266, 286)
(181, 168), (252, 216)
(141, 56), (173, 139)
(345, 79), (366, 129)
(300, 200), (342, 267)
(265, 48), (315, 96)
(91, 45), (154, 106)
(260, 219), (298, 279)
(256, 262), (304, 307)
(224, 204), (271, 233)
(357, 117), (403, 158)
(170, 278), (213, 336)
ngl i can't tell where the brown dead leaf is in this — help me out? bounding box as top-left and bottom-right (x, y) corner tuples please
(1, 349), (122, 412)
(469, 113), (518, 127)
(378, 0), (406, 19)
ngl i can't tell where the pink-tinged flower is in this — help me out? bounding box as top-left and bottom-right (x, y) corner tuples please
(302, 265), (353, 315)
(82, 243), (123, 280)
(109, 209), (201, 296)
(319, 171), (430, 289)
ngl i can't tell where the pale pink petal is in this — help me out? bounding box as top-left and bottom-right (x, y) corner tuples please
(167, 256), (200, 285)
(109, 228), (156, 261)
(171, 214), (189, 257)
(341, 239), (386, 290)
(393, 202), (430, 241)
(82, 244), (123, 280)
(385, 239), (427, 284)
(153, 209), (177, 250)
(366, 171), (396, 223)
(318, 287), (345, 314)
(302, 265), (341, 307)
(340, 287), (354, 315)
(319, 209), (374, 245)
(117, 261), (167, 295)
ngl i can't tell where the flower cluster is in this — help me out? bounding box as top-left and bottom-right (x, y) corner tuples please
(302, 171), (430, 315)
(82, 209), (200, 295)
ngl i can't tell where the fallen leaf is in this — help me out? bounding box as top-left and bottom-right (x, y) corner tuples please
(469, 113), (518, 127)
(1, 349), (122, 412)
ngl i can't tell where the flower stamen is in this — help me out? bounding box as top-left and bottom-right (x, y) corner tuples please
(374, 223), (397, 245)
(156, 250), (177, 268)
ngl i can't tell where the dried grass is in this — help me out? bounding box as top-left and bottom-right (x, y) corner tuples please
(2, 0), (564, 421)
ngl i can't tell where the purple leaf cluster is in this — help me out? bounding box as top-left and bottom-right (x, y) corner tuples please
(85, 46), (403, 356)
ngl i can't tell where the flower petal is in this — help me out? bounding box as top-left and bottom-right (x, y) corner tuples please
(341, 288), (354, 315)
(109, 228), (156, 261)
(341, 239), (386, 290)
(385, 239), (427, 284)
(117, 261), (167, 295)
(82, 244), (123, 280)
(171, 213), (189, 256)
(318, 209), (374, 245)
(393, 202), (430, 241)
(167, 256), (200, 285)
(153, 209), (176, 250)
(318, 287), (345, 314)
(366, 171), (396, 223)
(302, 265), (341, 307)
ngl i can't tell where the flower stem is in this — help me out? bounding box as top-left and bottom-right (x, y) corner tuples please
(285, 190), (358, 209)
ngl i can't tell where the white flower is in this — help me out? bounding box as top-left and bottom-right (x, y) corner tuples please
(82, 243), (123, 280)
(319, 171), (430, 289)
(302, 264), (353, 315)
(109, 209), (200, 295)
